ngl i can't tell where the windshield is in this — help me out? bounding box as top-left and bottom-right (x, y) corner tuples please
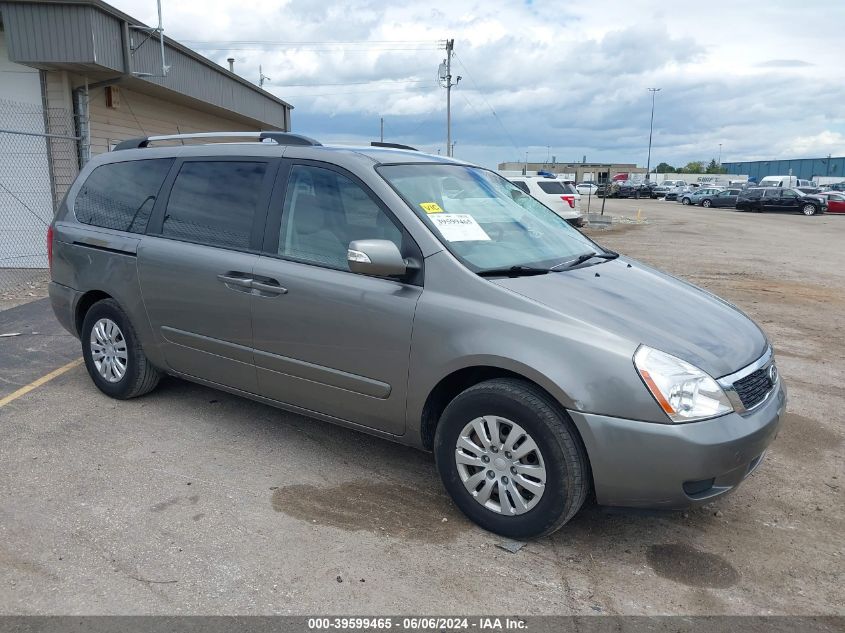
(378, 163), (598, 272)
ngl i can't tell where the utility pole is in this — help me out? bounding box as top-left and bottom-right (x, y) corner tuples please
(718, 143), (722, 168)
(645, 88), (661, 182)
(259, 65), (271, 88)
(380, 117), (384, 143)
(451, 141), (456, 157)
(439, 39), (461, 157)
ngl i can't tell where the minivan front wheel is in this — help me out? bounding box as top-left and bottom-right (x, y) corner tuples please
(81, 298), (160, 399)
(434, 378), (589, 538)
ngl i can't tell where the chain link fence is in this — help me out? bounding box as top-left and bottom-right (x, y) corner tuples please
(0, 98), (79, 303)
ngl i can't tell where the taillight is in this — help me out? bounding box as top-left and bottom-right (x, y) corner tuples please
(47, 225), (54, 275)
(561, 195), (575, 209)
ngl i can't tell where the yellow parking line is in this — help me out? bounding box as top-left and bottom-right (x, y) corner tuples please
(0, 359), (83, 408)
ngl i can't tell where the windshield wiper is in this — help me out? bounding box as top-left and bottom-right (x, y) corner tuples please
(550, 250), (619, 271)
(477, 265), (551, 277)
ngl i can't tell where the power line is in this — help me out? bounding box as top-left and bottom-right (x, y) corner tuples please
(183, 39), (440, 45)
(281, 86), (429, 98)
(275, 78), (433, 88)
(453, 53), (520, 152)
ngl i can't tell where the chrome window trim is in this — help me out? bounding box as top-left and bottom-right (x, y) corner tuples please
(717, 346), (778, 415)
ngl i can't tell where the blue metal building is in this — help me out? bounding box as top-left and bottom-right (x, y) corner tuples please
(722, 157), (845, 182)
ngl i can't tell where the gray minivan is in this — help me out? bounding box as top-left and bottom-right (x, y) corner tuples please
(49, 132), (786, 538)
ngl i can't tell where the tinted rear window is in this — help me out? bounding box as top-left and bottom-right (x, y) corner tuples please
(161, 161), (267, 250)
(75, 159), (173, 233)
(537, 181), (567, 194)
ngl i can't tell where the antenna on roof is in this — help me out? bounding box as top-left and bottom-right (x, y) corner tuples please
(129, 0), (170, 77)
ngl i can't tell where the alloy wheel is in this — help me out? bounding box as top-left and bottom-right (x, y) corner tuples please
(90, 318), (128, 383)
(455, 416), (546, 515)
(802, 204), (816, 216)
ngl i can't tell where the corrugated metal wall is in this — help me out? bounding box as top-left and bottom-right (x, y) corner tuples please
(722, 157), (845, 182)
(0, 1), (290, 130)
(1, 3), (122, 70)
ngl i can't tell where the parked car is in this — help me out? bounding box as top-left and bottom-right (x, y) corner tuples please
(818, 192), (845, 213)
(664, 185), (686, 201)
(735, 187), (827, 216)
(650, 185), (671, 199)
(660, 179), (687, 189)
(509, 176), (583, 225)
(757, 176), (814, 188)
(679, 187), (724, 206)
(49, 131), (786, 539)
(614, 181), (655, 199)
(576, 182), (598, 196)
(698, 188), (742, 208)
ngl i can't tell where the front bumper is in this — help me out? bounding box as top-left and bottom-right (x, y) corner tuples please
(568, 381), (786, 508)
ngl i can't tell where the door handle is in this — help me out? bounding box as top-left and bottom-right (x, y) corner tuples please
(250, 280), (288, 296)
(217, 273), (254, 290)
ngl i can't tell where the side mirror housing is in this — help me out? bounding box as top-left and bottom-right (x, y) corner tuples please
(347, 239), (407, 277)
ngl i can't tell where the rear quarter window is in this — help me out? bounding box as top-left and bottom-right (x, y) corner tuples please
(74, 158), (174, 233)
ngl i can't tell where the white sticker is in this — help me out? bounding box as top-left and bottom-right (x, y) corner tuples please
(429, 214), (491, 242)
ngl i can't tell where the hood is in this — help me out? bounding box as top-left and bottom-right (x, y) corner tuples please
(491, 258), (768, 378)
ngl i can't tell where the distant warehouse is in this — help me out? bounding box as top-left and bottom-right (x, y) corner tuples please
(722, 157), (845, 183)
(0, 0), (293, 267)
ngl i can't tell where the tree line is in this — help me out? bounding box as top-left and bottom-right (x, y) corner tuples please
(654, 159), (728, 174)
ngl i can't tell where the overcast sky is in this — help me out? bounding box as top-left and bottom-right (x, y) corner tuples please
(112, 0), (845, 169)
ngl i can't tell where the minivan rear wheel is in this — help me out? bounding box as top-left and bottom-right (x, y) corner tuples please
(81, 298), (160, 399)
(434, 378), (589, 538)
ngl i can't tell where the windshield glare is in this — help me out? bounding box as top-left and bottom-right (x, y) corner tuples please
(378, 164), (598, 272)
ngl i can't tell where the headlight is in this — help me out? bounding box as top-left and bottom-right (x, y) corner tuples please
(633, 345), (734, 423)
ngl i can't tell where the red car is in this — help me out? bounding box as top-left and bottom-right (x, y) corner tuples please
(822, 192), (845, 213)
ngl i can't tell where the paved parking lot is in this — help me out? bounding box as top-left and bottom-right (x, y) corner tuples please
(0, 198), (842, 615)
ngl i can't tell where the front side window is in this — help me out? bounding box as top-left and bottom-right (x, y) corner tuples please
(379, 164), (598, 272)
(162, 161), (267, 250)
(75, 159), (173, 233)
(279, 165), (402, 270)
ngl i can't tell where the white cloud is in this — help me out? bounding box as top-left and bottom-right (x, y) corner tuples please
(108, 0), (845, 168)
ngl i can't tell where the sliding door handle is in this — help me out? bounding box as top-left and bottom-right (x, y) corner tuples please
(217, 273), (254, 289)
(250, 280), (288, 296)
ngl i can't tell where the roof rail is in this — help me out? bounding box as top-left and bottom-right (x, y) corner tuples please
(370, 141), (418, 151)
(112, 131), (321, 151)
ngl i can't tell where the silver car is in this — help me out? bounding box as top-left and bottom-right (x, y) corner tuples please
(48, 132), (785, 538)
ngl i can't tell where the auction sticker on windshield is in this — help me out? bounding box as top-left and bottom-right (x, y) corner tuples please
(420, 202), (444, 214)
(430, 214), (491, 242)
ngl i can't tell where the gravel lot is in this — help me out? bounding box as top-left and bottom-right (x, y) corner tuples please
(0, 198), (842, 615)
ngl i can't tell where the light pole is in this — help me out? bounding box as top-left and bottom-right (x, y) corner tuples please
(645, 88), (661, 182)
(718, 143), (722, 168)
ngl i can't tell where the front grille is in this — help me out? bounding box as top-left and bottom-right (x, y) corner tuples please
(733, 367), (773, 409)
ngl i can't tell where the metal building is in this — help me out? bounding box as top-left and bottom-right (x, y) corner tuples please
(0, 0), (293, 270)
(722, 157), (845, 183)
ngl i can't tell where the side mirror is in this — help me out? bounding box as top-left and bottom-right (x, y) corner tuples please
(347, 239), (407, 277)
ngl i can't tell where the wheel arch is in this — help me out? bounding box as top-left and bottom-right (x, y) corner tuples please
(418, 363), (586, 456)
(75, 290), (113, 336)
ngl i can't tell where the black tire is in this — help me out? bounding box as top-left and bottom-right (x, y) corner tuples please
(681, 197), (691, 205)
(801, 203), (818, 216)
(434, 378), (589, 539)
(81, 298), (160, 399)
(702, 199), (712, 208)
